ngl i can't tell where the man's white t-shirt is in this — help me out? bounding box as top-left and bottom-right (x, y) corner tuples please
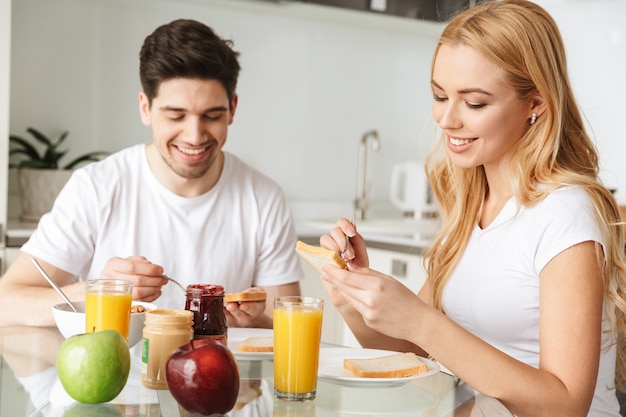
(22, 144), (304, 309)
(442, 186), (619, 416)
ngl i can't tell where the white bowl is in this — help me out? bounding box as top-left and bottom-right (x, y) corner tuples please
(52, 300), (156, 347)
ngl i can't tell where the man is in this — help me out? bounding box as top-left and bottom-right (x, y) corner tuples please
(0, 19), (302, 328)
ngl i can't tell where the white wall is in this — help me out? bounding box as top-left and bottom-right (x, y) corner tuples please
(9, 0), (626, 220)
(8, 0), (442, 219)
(537, 0), (626, 200)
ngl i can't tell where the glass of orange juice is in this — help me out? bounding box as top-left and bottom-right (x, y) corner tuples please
(273, 296), (323, 401)
(85, 279), (133, 341)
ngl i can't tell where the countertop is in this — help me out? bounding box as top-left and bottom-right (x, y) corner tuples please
(5, 199), (434, 254)
(6, 220), (430, 255)
(296, 220), (430, 255)
(5, 218), (36, 247)
(292, 200), (434, 254)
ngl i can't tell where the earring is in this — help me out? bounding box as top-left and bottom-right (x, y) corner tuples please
(530, 113), (537, 125)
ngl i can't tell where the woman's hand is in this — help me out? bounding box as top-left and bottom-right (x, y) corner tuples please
(320, 261), (424, 342)
(318, 218), (370, 309)
(319, 218), (369, 267)
(316, 219), (428, 352)
(101, 256), (168, 302)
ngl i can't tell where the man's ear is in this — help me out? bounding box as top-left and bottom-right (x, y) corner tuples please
(138, 92), (151, 126)
(228, 94), (238, 125)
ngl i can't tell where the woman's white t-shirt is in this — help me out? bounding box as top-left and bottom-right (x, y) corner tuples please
(442, 186), (619, 416)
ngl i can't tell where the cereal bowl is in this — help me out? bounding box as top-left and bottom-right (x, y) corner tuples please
(52, 300), (156, 347)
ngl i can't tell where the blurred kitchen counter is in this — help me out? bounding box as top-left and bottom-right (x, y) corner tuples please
(292, 199), (433, 255)
(297, 233), (427, 255)
(5, 219), (36, 247)
(4, 199), (434, 253)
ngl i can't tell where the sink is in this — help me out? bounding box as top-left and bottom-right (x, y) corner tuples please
(303, 217), (440, 240)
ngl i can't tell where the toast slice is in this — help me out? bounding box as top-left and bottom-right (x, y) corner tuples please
(295, 240), (347, 275)
(343, 352), (428, 378)
(224, 291), (267, 303)
(237, 336), (274, 352)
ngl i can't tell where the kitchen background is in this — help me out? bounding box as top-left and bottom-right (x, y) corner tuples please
(5, 0), (626, 225)
(1, 0), (625, 387)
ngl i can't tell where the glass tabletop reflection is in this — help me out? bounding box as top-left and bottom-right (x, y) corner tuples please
(0, 326), (512, 417)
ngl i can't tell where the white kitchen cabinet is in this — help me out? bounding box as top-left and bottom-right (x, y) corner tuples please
(2, 248), (20, 274)
(299, 243), (426, 349)
(368, 247), (426, 293)
(298, 259), (344, 346)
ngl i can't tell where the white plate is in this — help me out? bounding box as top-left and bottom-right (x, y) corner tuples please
(317, 347), (439, 388)
(228, 327), (273, 361)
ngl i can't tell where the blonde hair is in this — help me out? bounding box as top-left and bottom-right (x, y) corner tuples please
(423, 0), (626, 387)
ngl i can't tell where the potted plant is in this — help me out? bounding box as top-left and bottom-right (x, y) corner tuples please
(9, 127), (109, 222)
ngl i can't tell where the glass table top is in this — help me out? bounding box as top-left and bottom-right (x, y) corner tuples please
(0, 325), (513, 417)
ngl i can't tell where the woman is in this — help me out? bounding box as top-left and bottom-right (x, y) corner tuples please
(319, 1), (626, 416)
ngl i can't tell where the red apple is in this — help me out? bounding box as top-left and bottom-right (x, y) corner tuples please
(165, 338), (240, 415)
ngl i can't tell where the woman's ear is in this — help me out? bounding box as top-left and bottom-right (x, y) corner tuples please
(530, 93), (547, 118)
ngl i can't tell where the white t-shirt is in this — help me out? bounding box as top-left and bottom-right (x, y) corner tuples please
(442, 186), (619, 416)
(22, 144), (304, 309)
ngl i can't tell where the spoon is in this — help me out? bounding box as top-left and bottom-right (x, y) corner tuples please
(31, 258), (78, 312)
(162, 274), (186, 293)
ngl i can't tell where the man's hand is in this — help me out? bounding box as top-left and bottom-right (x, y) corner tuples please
(224, 287), (267, 328)
(101, 256), (168, 302)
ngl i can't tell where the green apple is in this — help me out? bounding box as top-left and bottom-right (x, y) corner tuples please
(62, 403), (123, 417)
(57, 330), (130, 404)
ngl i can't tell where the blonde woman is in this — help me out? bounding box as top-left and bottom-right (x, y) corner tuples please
(319, 1), (626, 416)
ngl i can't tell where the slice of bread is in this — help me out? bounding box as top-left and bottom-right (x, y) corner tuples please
(295, 240), (347, 275)
(237, 336), (274, 352)
(343, 352), (428, 378)
(224, 291), (267, 303)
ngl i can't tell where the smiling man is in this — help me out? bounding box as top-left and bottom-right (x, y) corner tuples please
(0, 19), (303, 329)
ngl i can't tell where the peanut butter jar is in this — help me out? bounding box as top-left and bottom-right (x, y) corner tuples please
(141, 309), (193, 390)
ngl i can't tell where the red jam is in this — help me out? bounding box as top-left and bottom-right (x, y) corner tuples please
(184, 284), (227, 343)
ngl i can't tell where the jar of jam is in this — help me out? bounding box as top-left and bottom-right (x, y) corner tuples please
(184, 284), (228, 344)
(141, 309), (193, 390)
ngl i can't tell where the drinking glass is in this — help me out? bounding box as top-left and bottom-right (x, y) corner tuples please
(273, 400), (316, 416)
(273, 296), (324, 401)
(85, 279), (133, 341)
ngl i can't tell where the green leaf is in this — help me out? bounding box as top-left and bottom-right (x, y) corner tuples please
(8, 127), (108, 170)
(25, 127), (55, 147)
(56, 130), (69, 147)
(43, 149), (66, 167)
(9, 135), (42, 160)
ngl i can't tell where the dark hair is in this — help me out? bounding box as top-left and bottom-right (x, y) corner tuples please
(139, 19), (241, 106)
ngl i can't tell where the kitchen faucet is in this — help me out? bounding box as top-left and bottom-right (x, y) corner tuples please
(354, 129), (380, 221)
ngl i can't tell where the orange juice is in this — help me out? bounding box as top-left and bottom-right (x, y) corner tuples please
(85, 282), (132, 340)
(274, 298), (323, 400)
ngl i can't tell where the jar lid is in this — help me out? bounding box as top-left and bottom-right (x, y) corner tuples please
(145, 309), (193, 324)
(186, 284), (225, 296)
